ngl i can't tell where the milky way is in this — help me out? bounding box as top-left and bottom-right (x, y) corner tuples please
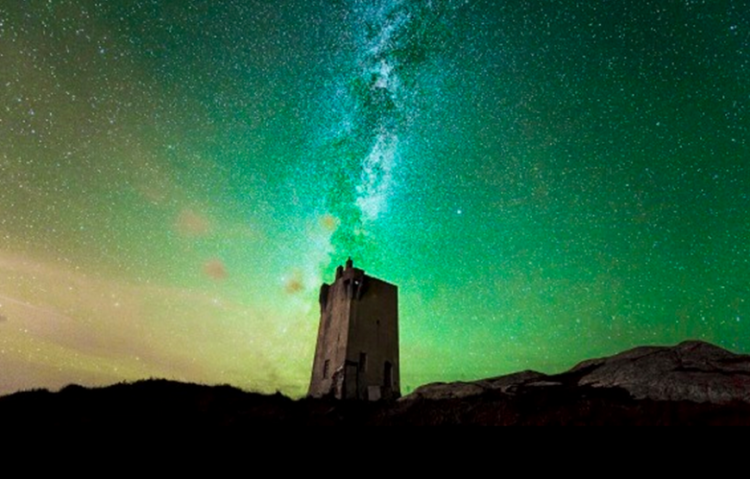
(320, 0), (458, 265)
(0, 0), (748, 396)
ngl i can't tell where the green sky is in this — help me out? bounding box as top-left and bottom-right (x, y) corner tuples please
(0, 0), (747, 396)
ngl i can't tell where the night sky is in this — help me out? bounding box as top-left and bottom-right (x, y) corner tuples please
(0, 0), (748, 397)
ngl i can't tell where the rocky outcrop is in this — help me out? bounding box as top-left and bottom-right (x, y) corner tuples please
(404, 341), (750, 404)
(406, 371), (547, 400)
(574, 341), (750, 403)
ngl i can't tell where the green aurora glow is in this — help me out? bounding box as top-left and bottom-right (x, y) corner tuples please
(0, 0), (748, 396)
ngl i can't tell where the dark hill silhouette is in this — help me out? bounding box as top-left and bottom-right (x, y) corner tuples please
(3, 341), (750, 426)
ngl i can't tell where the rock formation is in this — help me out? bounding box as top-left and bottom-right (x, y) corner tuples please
(405, 341), (750, 404)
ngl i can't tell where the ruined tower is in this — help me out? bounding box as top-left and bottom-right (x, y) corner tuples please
(308, 259), (400, 401)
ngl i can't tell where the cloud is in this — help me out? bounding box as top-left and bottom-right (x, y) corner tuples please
(203, 259), (228, 281)
(175, 209), (211, 237)
(320, 214), (339, 233)
(285, 275), (305, 295)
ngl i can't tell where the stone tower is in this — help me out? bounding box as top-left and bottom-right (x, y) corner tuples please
(308, 259), (400, 401)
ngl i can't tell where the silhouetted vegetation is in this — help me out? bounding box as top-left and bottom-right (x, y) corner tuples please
(2, 379), (750, 427)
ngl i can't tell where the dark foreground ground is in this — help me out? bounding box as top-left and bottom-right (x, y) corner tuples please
(3, 379), (750, 426)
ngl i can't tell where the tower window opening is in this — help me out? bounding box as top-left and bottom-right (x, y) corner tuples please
(384, 361), (393, 389)
(359, 353), (368, 373)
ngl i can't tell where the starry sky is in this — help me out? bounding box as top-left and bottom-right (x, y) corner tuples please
(0, 0), (748, 397)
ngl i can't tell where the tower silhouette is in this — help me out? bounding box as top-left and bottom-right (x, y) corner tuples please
(308, 259), (400, 400)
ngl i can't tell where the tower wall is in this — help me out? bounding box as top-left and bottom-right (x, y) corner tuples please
(308, 262), (399, 400)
